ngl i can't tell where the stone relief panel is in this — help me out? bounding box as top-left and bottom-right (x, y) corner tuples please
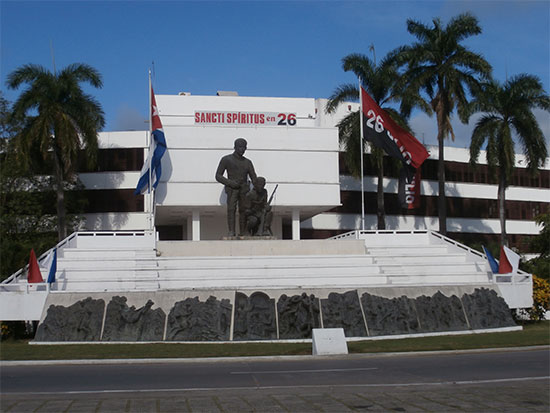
(34, 297), (105, 342)
(32, 287), (516, 342)
(361, 293), (420, 336)
(233, 291), (277, 340)
(414, 291), (469, 332)
(461, 288), (516, 329)
(277, 293), (320, 339)
(167, 296), (232, 341)
(321, 291), (367, 337)
(102, 296), (165, 341)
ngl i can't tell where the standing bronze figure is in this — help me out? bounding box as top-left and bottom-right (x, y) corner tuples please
(215, 138), (257, 236)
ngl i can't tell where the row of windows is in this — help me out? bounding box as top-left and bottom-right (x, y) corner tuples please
(77, 148), (143, 172)
(340, 154), (550, 189)
(80, 189), (143, 213)
(334, 191), (548, 221)
(77, 149), (549, 188)
(78, 188), (546, 220)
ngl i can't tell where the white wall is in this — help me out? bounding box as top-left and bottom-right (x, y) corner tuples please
(158, 94), (318, 127)
(302, 212), (543, 235)
(155, 123), (341, 210)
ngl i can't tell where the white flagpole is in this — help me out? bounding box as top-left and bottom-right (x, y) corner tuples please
(148, 70), (154, 231)
(358, 79), (365, 231)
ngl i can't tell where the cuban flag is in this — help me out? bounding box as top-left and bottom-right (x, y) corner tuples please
(134, 87), (167, 195)
(498, 245), (520, 274)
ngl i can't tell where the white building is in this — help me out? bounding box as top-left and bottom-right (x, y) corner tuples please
(78, 92), (549, 252)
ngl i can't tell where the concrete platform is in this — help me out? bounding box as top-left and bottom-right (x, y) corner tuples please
(157, 239), (366, 257)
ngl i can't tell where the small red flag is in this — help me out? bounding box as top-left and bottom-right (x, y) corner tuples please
(27, 249), (44, 283)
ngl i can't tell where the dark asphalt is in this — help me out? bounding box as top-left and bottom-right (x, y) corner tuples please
(1, 347), (549, 412)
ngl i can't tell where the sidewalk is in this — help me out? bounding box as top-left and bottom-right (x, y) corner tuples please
(2, 379), (549, 412)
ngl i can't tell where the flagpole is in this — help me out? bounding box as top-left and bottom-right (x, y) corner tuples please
(358, 78), (365, 231)
(148, 70), (154, 231)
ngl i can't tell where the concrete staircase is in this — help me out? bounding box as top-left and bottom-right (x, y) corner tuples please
(45, 232), (491, 292)
(0, 230), (532, 321)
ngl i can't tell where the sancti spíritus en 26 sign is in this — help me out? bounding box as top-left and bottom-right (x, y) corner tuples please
(195, 111), (297, 126)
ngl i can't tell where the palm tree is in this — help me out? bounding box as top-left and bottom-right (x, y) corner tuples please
(6, 63), (105, 240)
(468, 74), (549, 246)
(326, 53), (412, 230)
(392, 13), (492, 235)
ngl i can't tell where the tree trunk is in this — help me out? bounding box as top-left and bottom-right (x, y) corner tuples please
(437, 134), (446, 235)
(499, 170), (508, 247)
(376, 152), (385, 230)
(53, 151), (67, 241)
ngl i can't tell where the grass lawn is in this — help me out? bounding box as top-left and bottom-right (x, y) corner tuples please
(1, 322), (548, 361)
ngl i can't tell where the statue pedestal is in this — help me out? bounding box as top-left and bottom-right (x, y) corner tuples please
(222, 235), (277, 241)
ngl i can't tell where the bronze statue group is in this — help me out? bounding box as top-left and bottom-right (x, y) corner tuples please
(215, 138), (274, 237)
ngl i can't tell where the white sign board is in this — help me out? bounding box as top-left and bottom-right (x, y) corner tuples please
(312, 328), (348, 355)
(195, 111), (297, 126)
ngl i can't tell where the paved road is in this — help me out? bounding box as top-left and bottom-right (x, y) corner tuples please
(2, 348), (549, 412)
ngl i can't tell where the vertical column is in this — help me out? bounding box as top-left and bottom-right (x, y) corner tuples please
(192, 210), (201, 241)
(186, 217), (192, 241)
(292, 209), (300, 240)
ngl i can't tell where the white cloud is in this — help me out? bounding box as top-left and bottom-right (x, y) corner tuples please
(113, 104), (147, 131)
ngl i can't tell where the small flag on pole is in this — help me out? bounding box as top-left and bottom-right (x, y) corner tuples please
(498, 245), (520, 274)
(27, 249), (44, 283)
(482, 246), (499, 274)
(360, 86), (429, 170)
(360, 86), (428, 209)
(134, 87), (167, 195)
(42, 248), (57, 284)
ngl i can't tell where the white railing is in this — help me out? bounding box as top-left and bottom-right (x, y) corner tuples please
(427, 230), (531, 284)
(428, 231), (486, 260)
(1, 232), (80, 287)
(1, 230), (155, 290)
(330, 229), (532, 286)
(329, 229), (430, 240)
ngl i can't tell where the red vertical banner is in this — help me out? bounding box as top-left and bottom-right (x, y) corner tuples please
(398, 168), (422, 209)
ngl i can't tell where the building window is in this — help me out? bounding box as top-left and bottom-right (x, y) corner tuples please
(81, 189), (144, 213)
(78, 148), (144, 172)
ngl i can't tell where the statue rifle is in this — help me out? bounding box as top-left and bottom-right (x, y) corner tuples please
(267, 184), (278, 206)
(260, 184), (278, 236)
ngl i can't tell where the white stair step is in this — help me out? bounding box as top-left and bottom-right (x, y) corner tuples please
(61, 248), (155, 259)
(372, 254), (466, 264)
(379, 262), (484, 275)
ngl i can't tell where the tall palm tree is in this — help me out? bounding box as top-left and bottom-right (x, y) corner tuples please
(326, 53), (412, 230)
(7, 63), (105, 240)
(468, 74), (549, 246)
(392, 13), (492, 235)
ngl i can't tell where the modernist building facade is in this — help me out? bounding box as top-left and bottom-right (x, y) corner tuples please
(76, 92), (549, 253)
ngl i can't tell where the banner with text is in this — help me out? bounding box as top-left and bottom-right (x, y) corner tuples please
(398, 167), (422, 210)
(195, 111), (297, 127)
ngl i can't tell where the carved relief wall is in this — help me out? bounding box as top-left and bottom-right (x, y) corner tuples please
(34, 287), (516, 342)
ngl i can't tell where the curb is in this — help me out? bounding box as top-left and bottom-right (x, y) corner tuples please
(2, 345), (548, 366)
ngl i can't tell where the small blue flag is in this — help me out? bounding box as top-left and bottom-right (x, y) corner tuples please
(46, 248), (57, 283)
(482, 246), (499, 274)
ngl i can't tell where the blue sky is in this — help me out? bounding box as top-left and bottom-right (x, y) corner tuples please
(1, 0), (549, 148)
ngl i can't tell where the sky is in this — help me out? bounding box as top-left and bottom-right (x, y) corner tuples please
(1, 0), (549, 149)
